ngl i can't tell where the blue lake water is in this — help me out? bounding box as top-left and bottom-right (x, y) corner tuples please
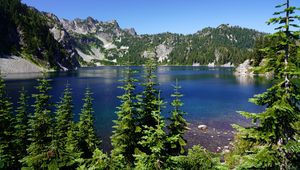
(3, 66), (270, 151)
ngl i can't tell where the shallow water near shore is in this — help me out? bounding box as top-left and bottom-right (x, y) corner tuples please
(3, 66), (271, 152)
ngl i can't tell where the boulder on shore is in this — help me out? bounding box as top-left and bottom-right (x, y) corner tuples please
(234, 59), (254, 75)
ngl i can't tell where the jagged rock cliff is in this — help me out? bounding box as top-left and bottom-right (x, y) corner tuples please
(58, 17), (136, 65)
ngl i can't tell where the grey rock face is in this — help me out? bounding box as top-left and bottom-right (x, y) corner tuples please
(43, 12), (80, 69)
(60, 17), (124, 37)
(155, 44), (173, 62)
(61, 18), (97, 34)
(142, 50), (156, 59)
(235, 59), (254, 75)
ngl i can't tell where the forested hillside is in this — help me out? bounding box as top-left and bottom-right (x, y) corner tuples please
(168, 25), (263, 65)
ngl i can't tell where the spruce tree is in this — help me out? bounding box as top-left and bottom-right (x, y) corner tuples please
(22, 78), (53, 169)
(135, 92), (167, 170)
(52, 83), (81, 168)
(136, 58), (161, 154)
(77, 88), (101, 159)
(12, 87), (29, 168)
(54, 83), (73, 143)
(167, 80), (188, 156)
(228, 1), (300, 169)
(0, 75), (14, 169)
(139, 58), (159, 128)
(111, 68), (138, 165)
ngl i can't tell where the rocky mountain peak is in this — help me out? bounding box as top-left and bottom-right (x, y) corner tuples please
(109, 19), (118, 26)
(59, 17), (125, 36)
(217, 24), (231, 29)
(124, 28), (137, 36)
(43, 12), (60, 23)
(86, 16), (97, 24)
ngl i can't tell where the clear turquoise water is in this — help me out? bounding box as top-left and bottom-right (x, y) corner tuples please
(3, 66), (270, 151)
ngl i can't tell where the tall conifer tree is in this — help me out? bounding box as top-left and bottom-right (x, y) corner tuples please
(52, 83), (81, 168)
(63, 123), (83, 168)
(228, 1), (300, 169)
(0, 75), (14, 169)
(135, 92), (167, 170)
(139, 58), (159, 128)
(54, 83), (73, 143)
(167, 80), (188, 156)
(12, 88), (29, 168)
(22, 77), (53, 169)
(77, 88), (101, 159)
(111, 68), (138, 165)
(136, 58), (161, 155)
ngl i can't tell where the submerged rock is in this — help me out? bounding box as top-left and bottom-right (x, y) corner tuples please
(185, 126), (191, 130)
(198, 124), (208, 131)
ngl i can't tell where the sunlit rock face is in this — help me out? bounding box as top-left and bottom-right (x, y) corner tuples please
(156, 44), (173, 63)
(234, 59), (254, 75)
(55, 16), (139, 65)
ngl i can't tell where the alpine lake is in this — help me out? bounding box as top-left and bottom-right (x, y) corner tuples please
(3, 66), (271, 152)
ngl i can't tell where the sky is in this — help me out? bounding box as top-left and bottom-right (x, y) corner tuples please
(22, 0), (300, 35)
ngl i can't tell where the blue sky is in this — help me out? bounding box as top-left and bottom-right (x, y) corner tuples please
(22, 0), (300, 35)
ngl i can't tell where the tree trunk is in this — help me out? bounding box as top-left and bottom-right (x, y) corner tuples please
(280, 1), (290, 170)
(284, 0), (289, 93)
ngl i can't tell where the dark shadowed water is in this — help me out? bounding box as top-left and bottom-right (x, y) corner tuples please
(3, 66), (271, 151)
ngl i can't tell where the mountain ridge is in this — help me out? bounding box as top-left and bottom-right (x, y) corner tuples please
(0, 0), (265, 73)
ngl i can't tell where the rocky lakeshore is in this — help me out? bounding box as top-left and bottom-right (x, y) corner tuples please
(185, 121), (235, 153)
(184, 115), (254, 154)
(234, 59), (273, 78)
(234, 59), (253, 75)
